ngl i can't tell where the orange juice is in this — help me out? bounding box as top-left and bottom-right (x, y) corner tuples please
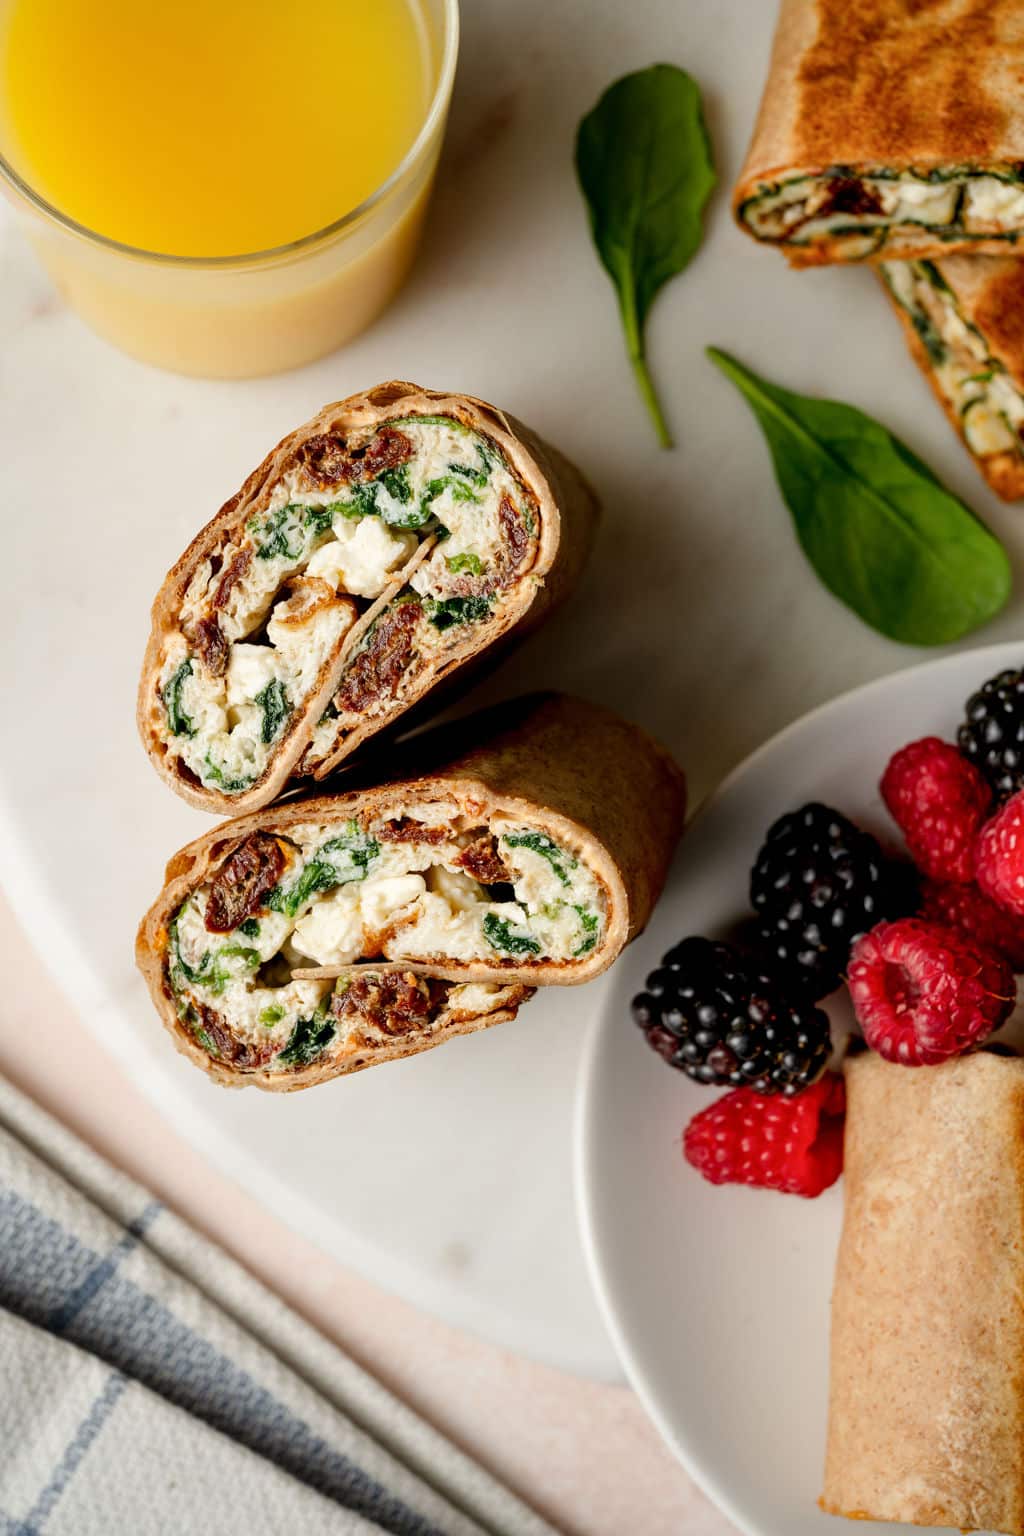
(2, 0), (430, 257)
(0, 0), (457, 375)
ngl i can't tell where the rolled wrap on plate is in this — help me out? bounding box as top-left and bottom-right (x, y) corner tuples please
(136, 694), (686, 1091)
(138, 382), (598, 815)
(822, 1051), (1024, 1534)
(881, 257), (1024, 501)
(735, 0), (1024, 265)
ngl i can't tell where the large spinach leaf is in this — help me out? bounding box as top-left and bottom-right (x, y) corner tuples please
(575, 64), (716, 448)
(707, 348), (1011, 646)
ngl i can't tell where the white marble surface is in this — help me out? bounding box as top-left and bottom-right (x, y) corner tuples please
(4, 0), (1024, 1385)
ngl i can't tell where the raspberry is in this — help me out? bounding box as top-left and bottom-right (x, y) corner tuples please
(976, 791), (1024, 917)
(631, 937), (831, 1096)
(919, 879), (1024, 971)
(847, 918), (1013, 1066)
(880, 737), (990, 883)
(682, 1073), (845, 1197)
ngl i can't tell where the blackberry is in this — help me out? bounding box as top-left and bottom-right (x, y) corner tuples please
(631, 936), (831, 1096)
(750, 803), (897, 1001)
(958, 668), (1024, 803)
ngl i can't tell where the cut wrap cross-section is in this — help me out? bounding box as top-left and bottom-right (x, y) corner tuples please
(135, 694), (686, 1091)
(138, 382), (599, 814)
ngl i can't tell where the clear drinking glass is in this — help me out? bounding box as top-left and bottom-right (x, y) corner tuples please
(0, 0), (458, 378)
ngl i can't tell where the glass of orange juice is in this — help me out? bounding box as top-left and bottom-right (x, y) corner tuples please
(0, 0), (458, 377)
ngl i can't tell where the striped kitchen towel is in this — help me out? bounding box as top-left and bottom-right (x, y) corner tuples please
(0, 1076), (557, 1536)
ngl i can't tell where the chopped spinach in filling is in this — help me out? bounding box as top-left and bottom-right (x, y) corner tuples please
(267, 822), (381, 920)
(483, 912), (542, 956)
(425, 595), (494, 631)
(163, 815), (607, 1075)
(741, 166), (1024, 256)
(163, 659), (196, 738)
(278, 1013), (336, 1067)
(882, 258), (1024, 460)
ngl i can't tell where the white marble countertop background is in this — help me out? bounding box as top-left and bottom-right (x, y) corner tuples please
(5, 0), (1024, 1523)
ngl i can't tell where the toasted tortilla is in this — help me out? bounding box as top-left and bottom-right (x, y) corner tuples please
(138, 382), (598, 815)
(821, 1051), (1024, 1533)
(735, 0), (1024, 264)
(881, 255), (1024, 500)
(135, 694), (686, 1090)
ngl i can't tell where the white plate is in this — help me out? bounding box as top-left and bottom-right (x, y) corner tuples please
(575, 641), (1024, 1534)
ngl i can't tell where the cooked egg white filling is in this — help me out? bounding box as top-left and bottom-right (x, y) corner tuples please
(742, 170), (1024, 255)
(158, 416), (538, 794)
(882, 259), (1024, 458)
(167, 814), (605, 1073)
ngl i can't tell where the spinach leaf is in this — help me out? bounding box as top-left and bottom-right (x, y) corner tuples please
(251, 505), (306, 560)
(573, 907), (600, 957)
(163, 659), (196, 738)
(426, 595), (494, 631)
(167, 910), (255, 997)
(483, 912), (541, 956)
(707, 348), (1011, 646)
(239, 918), (260, 939)
(445, 552), (484, 576)
(502, 830), (575, 886)
(217, 944), (260, 968)
(575, 64), (716, 448)
(267, 821), (380, 919)
(182, 1006), (218, 1057)
(255, 678), (290, 745)
(305, 504), (337, 536)
(377, 463), (412, 503)
(279, 1013), (336, 1067)
(448, 450), (491, 487)
(202, 755), (255, 794)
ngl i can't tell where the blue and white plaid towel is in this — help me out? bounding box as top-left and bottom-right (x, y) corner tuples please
(0, 1077), (557, 1536)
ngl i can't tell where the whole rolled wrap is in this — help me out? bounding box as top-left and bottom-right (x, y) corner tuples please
(735, 0), (1024, 265)
(135, 694), (686, 1091)
(822, 1051), (1024, 1534)
(138, 382), (598, 815)
(881, 256), (1024, 501)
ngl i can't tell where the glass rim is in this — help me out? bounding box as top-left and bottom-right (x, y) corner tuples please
(0, 0), (459, 269)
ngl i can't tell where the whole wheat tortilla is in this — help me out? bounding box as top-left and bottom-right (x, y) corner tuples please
(735, 0), (1024, 264)
(821, 1051), (1024, 1533)
(138, 382), (599, 815)
(882, 256), (1024, 501)
(135, 693), (686, 1090)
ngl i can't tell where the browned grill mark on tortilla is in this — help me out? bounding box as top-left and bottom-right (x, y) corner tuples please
(332, 971), (441, 1037)
(361, 426), (414, 478)
(795, 0), (1002, 168)
(335, 600), (421, 714)
(205, 832), (287, 933)
(972, 262), (1024, 373)
(296, 431), (353, 489)
(191, 614), (229, 678)
(455, 834), (511, 885)
(377, 817), (453, 845)
(212, 548), (252, 610)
